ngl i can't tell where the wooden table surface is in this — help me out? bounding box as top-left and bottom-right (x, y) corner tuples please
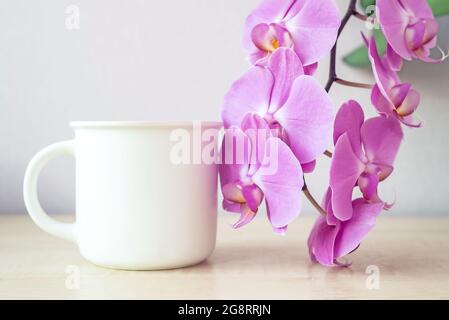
(1, 214), (449, 299)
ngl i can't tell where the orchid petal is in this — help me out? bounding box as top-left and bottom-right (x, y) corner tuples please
(285, 0), (340, 65)
(376, 0), (412, 60)
(334, 199), (384, 258)
(241, 184), (264, 213)
(222, 182), (245, 203)
(386, 44), (403, 71)
(246, 0), (296, 24)
(396, 89), (420, 117)
(333, 100), (364, 155)
(414, 49), (447, 63)
(376, 163), (394, 182)
(221, 67), (273, 128)
(400, 0), (434, 19)
(301, 160), (316, 174)
(307, 216), (339, 266)
(303, 62), (318, 76)
(405, 20), (426, 51)
(267, 48), (304, 112)
(251, 23), (293, 53)
(377, 0), (439, 62)
(250, 50), (270, 65)
(233, 204), (258, 229)
(273, 225), (288, 235)
(330, 134), (365, 221)
(371, 85), (395, 115)
(241, 113), (272, 175)
(366, 34), (399, 99)
(219, 127), (251, 188)
(400, 114), (422, 128)
(252, 137), (303, 229)
(223, 199), (242, 213)
(251, 23), (279, 52)
(242, 0), (296, 53)
(358, 173), (379, 201)
(361, 116), (403, 169)
(275, 75), (334, 164)
(322, 187), (338, 226)
(422, 19), (439, 45)
(389, 83), (412, 107)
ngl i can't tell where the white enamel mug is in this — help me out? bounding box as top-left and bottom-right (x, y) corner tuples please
(23, 121), (222, 270)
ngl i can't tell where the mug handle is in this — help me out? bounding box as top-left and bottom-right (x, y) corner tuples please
(23, 140), (77, 243)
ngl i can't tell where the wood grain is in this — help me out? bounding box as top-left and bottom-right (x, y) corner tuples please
(1, 214), (449, 299)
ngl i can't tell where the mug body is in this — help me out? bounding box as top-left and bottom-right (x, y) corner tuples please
(72, 121), (221, 270)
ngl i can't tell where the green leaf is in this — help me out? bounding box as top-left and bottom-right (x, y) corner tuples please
(428, 0), (449, 17)
(359, 0), (449, 16)
(343, 29), (386, 68)
(343, 45), (370, 67)
(373, 29), (387, 53)
(360, 0), (375, 10)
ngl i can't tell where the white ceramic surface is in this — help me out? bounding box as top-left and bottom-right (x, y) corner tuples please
(23, 121), (221, 270)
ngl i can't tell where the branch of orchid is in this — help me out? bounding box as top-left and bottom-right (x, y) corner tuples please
(302, 182), (327, 217)
(352, 11), (369, 22)
(335, 78), (374, 89)
(325, 0), (358, 93)
(324, 150), (333, 158)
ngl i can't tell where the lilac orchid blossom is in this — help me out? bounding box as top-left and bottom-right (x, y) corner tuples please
(330, 100), (403, 221)
(377, 0), (445, 64)
(364, 34), (422, 128)
(221, 47), (334, 172)
(219, 113), (303, 234)
(218, 0), (437, 267)
(243, 0), (340, 72)
(308, 188), (384, 266)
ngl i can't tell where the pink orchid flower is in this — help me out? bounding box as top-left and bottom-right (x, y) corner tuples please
(243, 0), (340, 71)
(377, 0), (443, 63)
(308, 188), (384, 266)
(219, 113), (303, 234)
(365, 34), (421, 127)
(221, 47), (334, 172)
(330, 100), (403, 221)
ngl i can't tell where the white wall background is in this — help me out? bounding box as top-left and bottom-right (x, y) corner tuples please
(1, 0), (448, 216)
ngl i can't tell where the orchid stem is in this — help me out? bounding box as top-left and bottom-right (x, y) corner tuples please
(335, 78), (374, 89)
(314, 0), (358, 217)
(325, 0), (358, 93)
(302, 181), (327, 217)
(352, 11), (369, 22)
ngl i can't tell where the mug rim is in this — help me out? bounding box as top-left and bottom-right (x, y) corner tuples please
(70, 121), (223, 129)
